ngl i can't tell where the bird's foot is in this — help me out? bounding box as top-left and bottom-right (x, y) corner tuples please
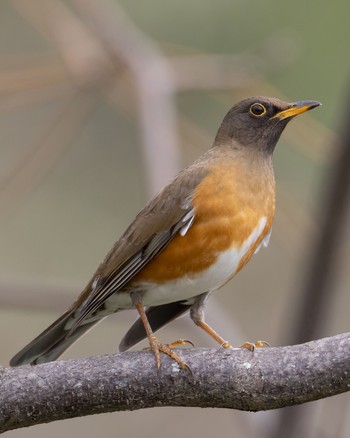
(221, 341), (233, 348)
(239, 340), (270, 352)
(146, 335), (192, 371)
(166, 339), (195, 349)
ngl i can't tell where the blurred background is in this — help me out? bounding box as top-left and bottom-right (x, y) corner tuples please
(1, 0), (350, 437)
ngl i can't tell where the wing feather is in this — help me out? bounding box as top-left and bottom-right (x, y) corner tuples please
(68, 157), (212, 328)
(74, 209), (194, 324)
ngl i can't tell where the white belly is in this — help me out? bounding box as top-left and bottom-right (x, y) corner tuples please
(105, 216), (268, 310)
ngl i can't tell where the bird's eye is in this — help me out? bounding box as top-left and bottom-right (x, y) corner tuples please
(249, 103), (267, 117)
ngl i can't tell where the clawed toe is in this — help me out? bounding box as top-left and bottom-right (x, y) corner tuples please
(239, 340), (270, 351)
(166, 339), (195, 349)
(146, 335), (192, 371)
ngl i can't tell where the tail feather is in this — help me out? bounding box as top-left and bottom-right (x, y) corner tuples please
(10, 310), (98, 367)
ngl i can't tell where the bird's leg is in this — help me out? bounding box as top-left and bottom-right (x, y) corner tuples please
(190, 293), (232, 348)
(190, 293), (268, 350)
(196, 321), (233, 348)
(132, 294), (190, 370)
(190, 306), (232, 348)
(193, 317), (269, 351)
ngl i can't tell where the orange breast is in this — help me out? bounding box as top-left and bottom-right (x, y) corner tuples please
(133, 163), (275, 285)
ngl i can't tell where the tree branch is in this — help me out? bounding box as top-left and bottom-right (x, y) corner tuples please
(1, 332), (350, 433)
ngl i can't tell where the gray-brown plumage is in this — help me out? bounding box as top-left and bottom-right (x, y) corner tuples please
(10, 97), (320, 368)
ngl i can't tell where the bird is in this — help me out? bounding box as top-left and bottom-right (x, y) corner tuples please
(10, 96), (320, 369)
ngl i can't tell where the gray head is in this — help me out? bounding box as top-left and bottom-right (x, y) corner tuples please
(215, 96), (320, 154)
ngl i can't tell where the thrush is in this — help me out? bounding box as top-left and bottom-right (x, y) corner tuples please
(10, 96), (320, 369)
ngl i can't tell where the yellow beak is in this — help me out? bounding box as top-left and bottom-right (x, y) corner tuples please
(274, 100), (321, 120)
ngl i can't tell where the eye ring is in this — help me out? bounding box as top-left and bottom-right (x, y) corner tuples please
(249, 103), (267, 117)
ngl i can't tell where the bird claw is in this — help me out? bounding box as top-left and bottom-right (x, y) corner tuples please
(166, 339), (195, 349)
(239, 340), (270, 351)
(145, 336), (192, 372)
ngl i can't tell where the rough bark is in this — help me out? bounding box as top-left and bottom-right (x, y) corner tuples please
(1, 332), (350, 433)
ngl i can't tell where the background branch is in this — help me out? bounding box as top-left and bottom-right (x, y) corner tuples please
(1, 332), (350, 433)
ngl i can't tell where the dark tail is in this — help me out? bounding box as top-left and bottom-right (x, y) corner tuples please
(10, 310), (99, 367)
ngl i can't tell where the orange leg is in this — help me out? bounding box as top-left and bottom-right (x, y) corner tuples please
(196, 320), (233, 348)
(134, 301), (191, 370)
(191, 293), (269, 351)
(190, 294), (233, 348)
(196, 321), (269, 351)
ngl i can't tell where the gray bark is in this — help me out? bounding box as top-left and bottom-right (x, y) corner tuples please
(1, 331), (350, 433)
